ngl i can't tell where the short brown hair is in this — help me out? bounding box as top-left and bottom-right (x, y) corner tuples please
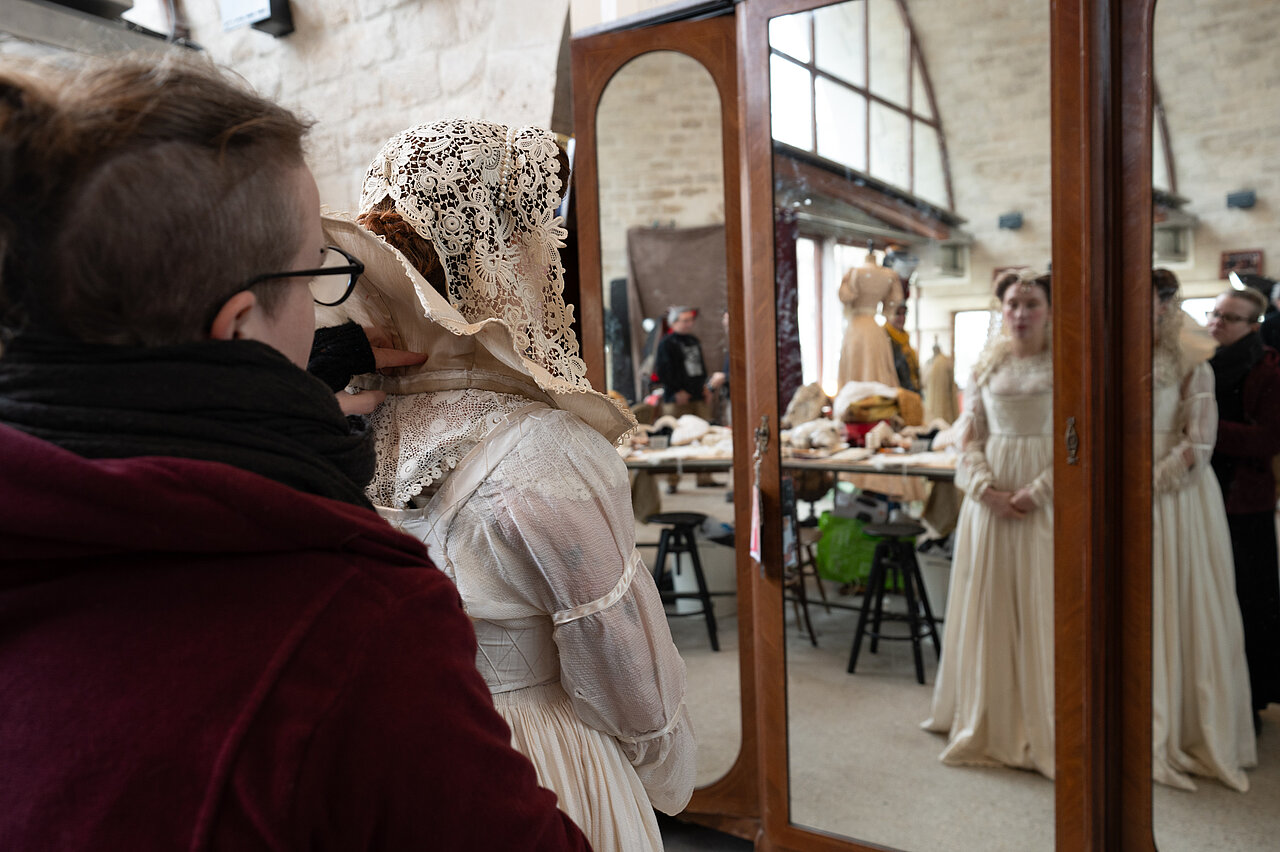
(1220, 288), (1266, 322)
(0, 53), (312, 345)
(995, 270), (1052, 305)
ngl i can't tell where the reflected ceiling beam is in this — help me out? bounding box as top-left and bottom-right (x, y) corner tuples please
(773, 145), (960, 241)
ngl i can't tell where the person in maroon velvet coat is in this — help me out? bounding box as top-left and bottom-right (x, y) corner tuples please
(0, 54), (589, 851)
(1207, 288), (1280, 734)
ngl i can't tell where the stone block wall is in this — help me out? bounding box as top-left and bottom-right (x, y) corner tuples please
(182, 0), (570, 213)
(1154, 0), (1280, 299)
(595, 51), (725, 296)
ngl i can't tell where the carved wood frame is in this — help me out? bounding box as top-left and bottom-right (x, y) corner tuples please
(574, 0), (1158, 847)
(571, 12), (761, 839)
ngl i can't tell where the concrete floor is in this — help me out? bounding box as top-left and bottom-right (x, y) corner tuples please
(649, 475), (1280, 851)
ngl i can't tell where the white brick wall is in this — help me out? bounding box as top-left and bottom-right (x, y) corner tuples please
(596, 50), (725, 296)
(5, 0), (1272, 356)
(182, 0), (570, 213)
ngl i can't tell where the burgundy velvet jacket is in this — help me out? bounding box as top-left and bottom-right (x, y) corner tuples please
(1215, 347), (1280, 515)
(0, 424), (590, 852)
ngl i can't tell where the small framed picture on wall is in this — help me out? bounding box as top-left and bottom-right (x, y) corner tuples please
(1220, 249), (1264, 279)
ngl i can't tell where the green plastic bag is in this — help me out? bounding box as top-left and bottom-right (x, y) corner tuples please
(813, 511), (879, 585)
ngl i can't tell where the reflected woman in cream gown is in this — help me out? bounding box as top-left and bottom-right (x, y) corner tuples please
(330, 120), (695, 852)
(1150, 269), (1256, 791)
(924, 271), (1054, 778)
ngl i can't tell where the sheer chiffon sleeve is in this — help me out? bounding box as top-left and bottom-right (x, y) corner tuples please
(1154, 362), (1218, 494)
(484, 411), (695, 814)
(955, 375), (993, 501)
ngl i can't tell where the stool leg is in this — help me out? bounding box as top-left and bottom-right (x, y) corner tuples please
(806, 545), (833, 614)
(897, 543), (926, 685)
(682, 527), (720, 652)
(653, 529), (672, 590)
(907, 547), (942, 659)
(869, 554), (893, 655)
(793, 560), (818, 647)
(848, 541), (888, 673)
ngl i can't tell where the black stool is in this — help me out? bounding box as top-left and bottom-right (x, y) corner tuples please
(847, 521), (941, 684)
(645, 511), (719, 651)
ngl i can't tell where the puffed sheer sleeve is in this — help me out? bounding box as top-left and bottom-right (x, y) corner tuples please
(1025, 463), (1053, 507)
(1153, 362), (1217, 494)
(838, 268), (858, 306)
(955, 375), (993, 501)
(486, 411), (695, 815)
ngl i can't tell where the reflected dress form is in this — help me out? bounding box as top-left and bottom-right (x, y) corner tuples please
(923, 348), (1054, 778)
(837, 264), (903, 389)
(1151, 360), (1256, 791)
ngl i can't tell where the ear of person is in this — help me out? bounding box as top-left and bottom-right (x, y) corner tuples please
(208, 291), (259, 342)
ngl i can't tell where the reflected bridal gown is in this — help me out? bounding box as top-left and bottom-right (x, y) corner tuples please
(923, 348), (1054, 778)
(1151, 361), (1256, 791)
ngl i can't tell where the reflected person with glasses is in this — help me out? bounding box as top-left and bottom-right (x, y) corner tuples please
(1206, 287), (1280, 735)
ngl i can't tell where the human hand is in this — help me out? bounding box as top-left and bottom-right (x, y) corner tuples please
(674, 390), (692, 404)
(981, 488), (1027, 519)
(339, 387), (388, 416)
(334, 327), (427, 416)
(707, 371), (726, 390)
(1009, 488), (1038, 514)
(364, 326), (428, 372)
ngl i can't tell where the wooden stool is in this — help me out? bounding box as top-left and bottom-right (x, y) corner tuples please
(645, 511), (719, 651)
(846, 521), (941, 684)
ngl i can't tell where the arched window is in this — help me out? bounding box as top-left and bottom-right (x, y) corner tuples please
(769, 0), (952, 211)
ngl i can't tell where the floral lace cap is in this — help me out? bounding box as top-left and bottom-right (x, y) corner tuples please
(360, 119), (588, 390)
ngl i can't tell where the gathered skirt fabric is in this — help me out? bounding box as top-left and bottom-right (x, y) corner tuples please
(924, 427), (1054, 778)
(1151, 460), (1256, 791)
(838, 313), (900, 390)
(494, 682), (663, 852)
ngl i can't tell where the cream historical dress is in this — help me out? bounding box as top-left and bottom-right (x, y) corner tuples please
(1151, 333), (1256, 791)
(314, 119), (695, 852)
(837, 262), (903, 389)
(923, 343), (1054, 778)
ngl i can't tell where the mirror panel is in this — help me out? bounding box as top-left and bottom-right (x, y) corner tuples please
(1151, 0), (1280, 847)
(595, 49), (740, 789)
(772, 1), (1056, 848)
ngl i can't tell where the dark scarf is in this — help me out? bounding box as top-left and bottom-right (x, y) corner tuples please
(1209, 331), (1263, 424)
(0, 335), (375, 508)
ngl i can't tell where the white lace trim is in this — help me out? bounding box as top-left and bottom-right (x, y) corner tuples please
(365, 389), (534, 507)
(1154, 297), (1188, 388)
(360, 119), (590, 389)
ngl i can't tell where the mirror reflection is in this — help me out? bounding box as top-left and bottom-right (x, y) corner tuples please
(1151, 0), (1280, 847)
(595, 50), (741, 787)
(772, 1), (1056, 848)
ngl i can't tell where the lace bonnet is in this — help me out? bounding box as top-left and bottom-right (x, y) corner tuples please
(315, 210), (635, 445)
(360, 119), (588, 387)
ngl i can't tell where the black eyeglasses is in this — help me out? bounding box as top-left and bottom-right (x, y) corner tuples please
(1206, 309), (1255, 325)
(246, 245), (365, 306)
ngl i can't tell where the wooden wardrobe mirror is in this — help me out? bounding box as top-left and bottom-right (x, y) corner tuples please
(571, 10), (759, 835)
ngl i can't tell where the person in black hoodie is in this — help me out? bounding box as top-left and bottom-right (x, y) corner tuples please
(1207, 286), (1280, 734)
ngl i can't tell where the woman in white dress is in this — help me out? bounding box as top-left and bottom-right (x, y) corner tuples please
(923, 271), (1054, 778)
(321, 120), (695, 851)
(1150, 269), (1256, 791)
